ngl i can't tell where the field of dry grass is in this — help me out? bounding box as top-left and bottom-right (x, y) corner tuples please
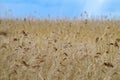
(0, 19), (120, 80)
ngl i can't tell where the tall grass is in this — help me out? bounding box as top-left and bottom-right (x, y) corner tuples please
(0, 19), (120, 80)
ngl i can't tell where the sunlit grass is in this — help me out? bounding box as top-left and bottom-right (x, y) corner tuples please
(0, 19), (120, 80)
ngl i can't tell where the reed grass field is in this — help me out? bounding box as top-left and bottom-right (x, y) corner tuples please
(0, 19), (120, 80)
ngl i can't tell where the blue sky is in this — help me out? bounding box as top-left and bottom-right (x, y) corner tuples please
(0, 0), (120, 19)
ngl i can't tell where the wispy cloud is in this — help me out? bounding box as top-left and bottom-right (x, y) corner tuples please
(83, 0), (109, 15)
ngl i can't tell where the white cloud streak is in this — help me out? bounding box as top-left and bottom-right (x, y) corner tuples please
(83, 0), (109, 15)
